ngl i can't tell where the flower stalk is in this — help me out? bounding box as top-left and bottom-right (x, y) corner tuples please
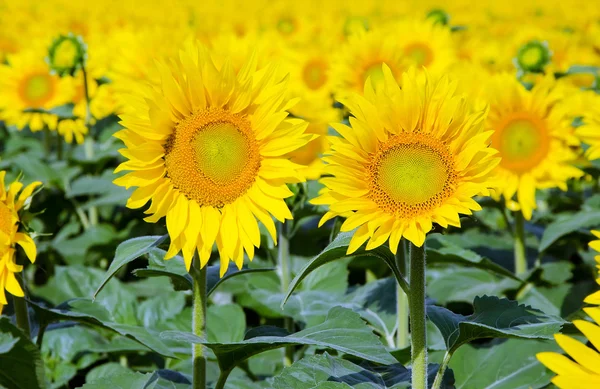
(409, 242), (427, 389)
(395, 239), (410, 349)
(514, 211), (527, 275)
(191, 255), (207, 389)
(278, 221), (294, 366)
(13, 275), (31, 338)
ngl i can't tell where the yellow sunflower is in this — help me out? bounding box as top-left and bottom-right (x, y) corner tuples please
(330, 26), (405, 97)
(288, 121), (332, 181)
(537, 231), (600, 388)
(484, 74), (583, 220)
(312, 67), (500, 251)
(57, 118), (88, 144)
(113, 42), (313, 275)
(0, 49), (73, 131)
(0, 172), (40, 315)
(577, 102), (600, 162)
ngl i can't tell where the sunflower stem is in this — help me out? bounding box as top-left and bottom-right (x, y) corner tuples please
(514, 211), (527, 276)
(13, 275), (31, 339)
(56, 131), (63, 161)
(409, 242), (427, 389)
(43, 127), (52, 158)
(191, 255), (207, 389)
(278, 222), (294, 366)
(395, 240), (410, 349)
(81, 65), (98, 227)
(431, 351), (452, 389)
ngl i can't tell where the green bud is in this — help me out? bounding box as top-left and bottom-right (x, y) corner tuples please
(47, 33), (87, 77)
(426, 9), (450, 26)
(515, 40), (551, 73)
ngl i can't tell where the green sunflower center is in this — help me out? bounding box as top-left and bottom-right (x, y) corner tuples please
(192, 122), (250, 186)
(369, 133), (456, 218)
(404, 42), (434, 67)
(53, 39), (79, 69)
(493, 116), (549, 173)
(20, 73), (54, 107)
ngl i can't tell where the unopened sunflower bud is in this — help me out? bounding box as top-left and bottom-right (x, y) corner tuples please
(47, 34), (87, 77)
(515, 40), (551, 73)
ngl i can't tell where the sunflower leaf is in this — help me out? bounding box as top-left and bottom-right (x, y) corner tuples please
(94, 235), (168, 298)
(0, 318), (47, 389)
(539, 210), (600, 251)
(161, 306), (397, 374)
(427, 295), (565, 354)
(272, 353), (455, 389)
(282, 231), (408, 307)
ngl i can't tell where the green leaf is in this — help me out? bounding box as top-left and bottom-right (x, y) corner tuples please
(85, 363), (132, 382)
(518, 284), (571, 317)
(131, 248), (191, 291)
(0, 318), (46, 389)
(207, 263), (276, 296)
(272, 353), (455, 389)
(427, 246), (521, 281)
(80, 371), (157, 389)
(449, 339), (560, 389)
(427, 296), (565, 354)
(28, 299), (177, 358)
(282, 231), (407, 307)
(207, 304), (246, 343)
(539, 210), (600, 251)
(51, 224), (123, 266)
(161, 306), (397, 374)
(94, 235), (168, 298)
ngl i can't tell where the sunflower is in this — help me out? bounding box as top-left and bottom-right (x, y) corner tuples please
(484, 74), (583, 220)
(537, 231), (600, 388)
(288, 120), (332, 180)
(577, 103), (600, 162)
(0, 48), (73, 132)
(330, 26), (405, 96)
(0, 172), (40, 315)
(312, 67), (500, 251)
(113, 42), (313, 275)
(57, 118), (88, 144)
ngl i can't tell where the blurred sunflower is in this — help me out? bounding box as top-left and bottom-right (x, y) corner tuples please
(312, 67), (499, 251)
(0, 172), (40, 315)
(577, 103), (600, 162)
(330, 27), (404, 96)
(288, 120), (332, 180)
(113, 42), (313, 275)
(484, 74), (583, 219)
(537, 231), (600, 388)
(0, 49), (73, 131)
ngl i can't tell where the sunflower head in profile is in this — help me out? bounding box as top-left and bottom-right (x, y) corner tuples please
(113, 42), (314, 275)
(0, 49), (73, 131)
(0, 172), (40, 315)
(537, 230), (600, 388)
(484, 74), (584, 220)
(577, 100), (600, 162)
(312, 66), (500, 252)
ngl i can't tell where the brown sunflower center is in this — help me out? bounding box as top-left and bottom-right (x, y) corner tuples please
(19, 73), (56, 107)
(404, 42), (434, 67)
(302, 59), (328, 90)
(368, 133), (456, 218)
(492, 114), (549, 174)
(164, 109), (261, 208)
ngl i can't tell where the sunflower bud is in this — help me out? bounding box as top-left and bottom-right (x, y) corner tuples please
(426, 9), (450, 26)
(47, 34), (87, 77)
(515, 40), (551, 73)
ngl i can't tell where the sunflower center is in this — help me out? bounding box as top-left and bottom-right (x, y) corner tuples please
(0, 201), (13, 238)
(492, 115), (549, 173)
(53, 39), (79, 69)
(368, 133), (456, 218)
(302, 59), (328, 90)
(363, 62), (385, 86)
(164, 109), (261, 208)
(277, 18), (296, 35)
(19, 73), (55, 107)
(404, 42), (434, 67)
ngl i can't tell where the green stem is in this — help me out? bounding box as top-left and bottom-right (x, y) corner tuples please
(43, 127), (52, 158)
(82, 66), (98, 227)
(13, 276), (31, 338)
(56, 130), (63, 161)
(191, 256), (207, 389)
(214, 368), (233, 389)
(431, 351), (452, 389)
(395, 240), (410, 349)
(514, 211), (527, 276)
(36, 322), (48, 348)
(409, 242), (427, 389)
(278, 222), (294, 366)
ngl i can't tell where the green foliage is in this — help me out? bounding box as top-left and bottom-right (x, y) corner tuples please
(0, 318), (46, 389)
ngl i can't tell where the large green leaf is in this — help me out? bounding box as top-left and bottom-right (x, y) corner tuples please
(539, 211), (600, 251)
(450, 339), (561, 389)
(80, 371), (157, 389)
(272, 353), (454, 389)
(207, 304), (246, 343)
(282, 231), (408, 307)
(427, 296), (565, 354)
(28, 299), (177, 358)
(0, 318), (46, 389)
(427, 246), (521, 281)
(94, 235), (168, 298)
(161, 306), (397, 375)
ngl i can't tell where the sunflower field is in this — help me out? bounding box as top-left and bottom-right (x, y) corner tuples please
(2, 0), (600, 388)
